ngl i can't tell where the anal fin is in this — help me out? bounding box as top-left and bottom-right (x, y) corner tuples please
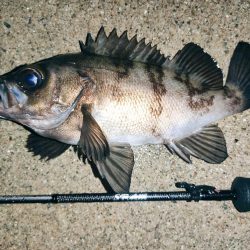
(165, 142), (191, 163)
(166, 125), (228, 164)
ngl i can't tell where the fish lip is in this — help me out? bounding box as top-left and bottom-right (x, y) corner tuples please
(0, 94), (3, 111)
(0, 81), (8, 109)
(0, 74), (30, 123)
(0, 80), (9, 119)
(0, 80), (26, 121)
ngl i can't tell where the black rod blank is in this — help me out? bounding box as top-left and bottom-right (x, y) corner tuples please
(0, 191), (235, 204)
(1, 177), (250, 212)
(0, 183), (235, 204)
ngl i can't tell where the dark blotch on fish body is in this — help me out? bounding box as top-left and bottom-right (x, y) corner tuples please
(146, 65), (167, 117)
(174, 74), (214, 111)
(223, 86), (242, 108)
(111, 58), (133, 79)
(189, 95), (215, 111)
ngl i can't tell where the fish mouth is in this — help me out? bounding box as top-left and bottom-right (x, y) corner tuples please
(0, 83), (8, 109)
(0, 91), (2, 109)
(0, 80), (28, 120)
(0, 83), (10, 119)
(0, 92), (4, 119)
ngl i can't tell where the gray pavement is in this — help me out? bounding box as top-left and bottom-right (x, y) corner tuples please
(0, 1), (250, 249)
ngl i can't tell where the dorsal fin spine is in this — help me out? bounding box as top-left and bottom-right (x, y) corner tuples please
(85, 33), (94, 46)
(80, 27), (169, 66)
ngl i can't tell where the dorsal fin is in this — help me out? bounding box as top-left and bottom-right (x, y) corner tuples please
(79, 27), (169, 67)
(167, 43), (223, 91)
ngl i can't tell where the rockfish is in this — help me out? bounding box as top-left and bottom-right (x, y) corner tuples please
(0, 27), (250, 192)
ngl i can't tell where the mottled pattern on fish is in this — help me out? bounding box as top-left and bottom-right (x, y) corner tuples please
(0, 27), (250, 192)
(77, 56), (241, 145)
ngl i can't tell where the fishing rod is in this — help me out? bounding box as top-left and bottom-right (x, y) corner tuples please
(0, 177), (249, 213)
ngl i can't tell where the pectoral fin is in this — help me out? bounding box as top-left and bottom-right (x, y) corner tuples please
(26, 133), (70, 160)
(79, 106), (110, 162)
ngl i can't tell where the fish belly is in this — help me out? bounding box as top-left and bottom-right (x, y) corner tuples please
(92, 94), (164, 145)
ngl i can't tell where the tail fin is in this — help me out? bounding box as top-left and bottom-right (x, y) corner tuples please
(226, 41), (250, 110)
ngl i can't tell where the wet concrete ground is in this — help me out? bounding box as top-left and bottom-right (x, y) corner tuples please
(0, 1), (250, 249)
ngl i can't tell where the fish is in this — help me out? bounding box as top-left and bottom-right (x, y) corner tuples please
(0, 27), (250, 193)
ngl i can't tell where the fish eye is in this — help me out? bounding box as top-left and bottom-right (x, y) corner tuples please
(18, 68), (43, 91)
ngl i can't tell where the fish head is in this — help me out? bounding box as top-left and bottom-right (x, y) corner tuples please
(0, 55), (90, 132)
